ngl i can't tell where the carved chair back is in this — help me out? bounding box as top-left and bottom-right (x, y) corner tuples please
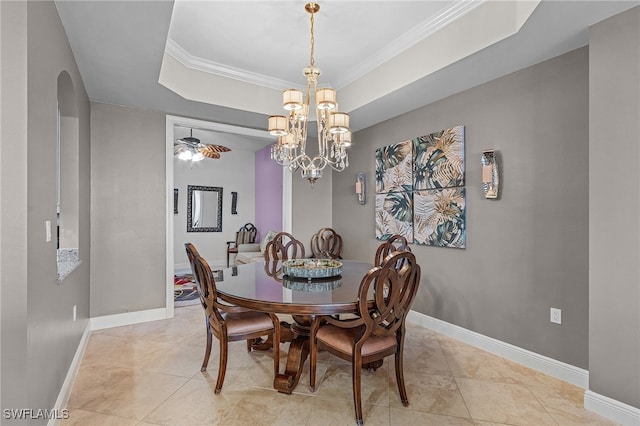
(360, 250), (421, 339)
(190, 252), (226, 329)
(185, 242), (208, 310)
(310, 227), (343, 259)
(264, 232), (305, 261)
(374, 234), (411, 266)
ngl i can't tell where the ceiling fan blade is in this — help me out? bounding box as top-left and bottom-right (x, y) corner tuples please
(203, 144), (231, 153)
(199, 147), (221, 159)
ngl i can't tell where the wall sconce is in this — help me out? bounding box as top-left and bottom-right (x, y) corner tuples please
(355, 172), (366, 205)
(481, 149), (499, 199)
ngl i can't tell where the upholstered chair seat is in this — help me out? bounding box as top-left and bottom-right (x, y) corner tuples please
(315, 324), (397, 358)
(219, 311), (276, 336)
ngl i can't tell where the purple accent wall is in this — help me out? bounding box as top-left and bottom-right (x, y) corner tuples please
(255, 145), (282, 241)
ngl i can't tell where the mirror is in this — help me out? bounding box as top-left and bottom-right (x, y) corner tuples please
(187, 185), (223, 232)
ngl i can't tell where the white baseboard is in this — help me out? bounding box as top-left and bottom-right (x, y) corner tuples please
(90, 307), (169, 330)
(407, 311), (589, 388)
(48, 323), (91, 426)
(584, 390), (640, 426)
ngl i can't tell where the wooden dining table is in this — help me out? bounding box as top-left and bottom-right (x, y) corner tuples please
(215, 259), (374, 394)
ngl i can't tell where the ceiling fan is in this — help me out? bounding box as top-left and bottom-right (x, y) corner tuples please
(174, 128), (231, 161)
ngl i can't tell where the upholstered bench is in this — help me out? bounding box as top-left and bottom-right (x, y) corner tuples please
(235, 230), (278, 265)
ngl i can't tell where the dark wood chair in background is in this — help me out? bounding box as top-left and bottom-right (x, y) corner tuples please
(186, 243), (280, 394)
(310, 227), (343, 259)
(226, 223), (258, 267)
(264, 231), (305, 261)
(309, 250), (421, 425)
(374, 234), (411, 266)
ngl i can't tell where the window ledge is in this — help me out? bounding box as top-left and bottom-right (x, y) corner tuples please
(57, 248), (81, 284)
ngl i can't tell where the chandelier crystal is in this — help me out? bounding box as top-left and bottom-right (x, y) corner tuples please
(268, 2), (351, 186)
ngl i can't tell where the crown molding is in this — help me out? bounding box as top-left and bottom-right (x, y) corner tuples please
(165, 38), (303, 91)
(165, 0), (484, 92)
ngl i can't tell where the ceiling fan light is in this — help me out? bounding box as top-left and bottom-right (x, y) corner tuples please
(178, 150), (193, 161)
(192, 152), (205, 162)
(268, 115), (288, 136)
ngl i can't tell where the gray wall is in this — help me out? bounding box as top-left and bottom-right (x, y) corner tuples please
(292, 166), (333, 255)
(589, 7), (640, 408)
(334, 48), (590, 369)
(90, 102), (166, 317)
(1, 1), (91, 422)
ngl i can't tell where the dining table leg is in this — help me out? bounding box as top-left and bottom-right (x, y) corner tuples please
(273, 315), (311, 394)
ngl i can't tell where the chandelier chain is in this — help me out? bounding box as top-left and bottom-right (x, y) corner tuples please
(309, 12), (315, 67)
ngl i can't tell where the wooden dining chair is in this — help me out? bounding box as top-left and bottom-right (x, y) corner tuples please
(226, 223), (258, 267)
(264, 231), (305, 261)
(310, 227), (343, 259)
(309, 250), (421, 425)
(186, 243), (280, 394)
(374, 234), (411, 266)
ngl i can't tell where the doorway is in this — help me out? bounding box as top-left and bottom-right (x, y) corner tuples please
(165, 115), (285, 316)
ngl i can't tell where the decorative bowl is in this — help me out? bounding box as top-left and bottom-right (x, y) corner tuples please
(282, 258), (342, 280)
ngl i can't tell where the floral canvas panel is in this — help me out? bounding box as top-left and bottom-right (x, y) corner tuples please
(375, 192), (413, 242)
(413, 188), (466, 248)
(413, 126), (465, 190)
(375, 140), (413, 193)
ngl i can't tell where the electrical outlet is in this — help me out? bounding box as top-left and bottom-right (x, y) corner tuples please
(73, 305), (77, 322)
(550, 307), (562, 324)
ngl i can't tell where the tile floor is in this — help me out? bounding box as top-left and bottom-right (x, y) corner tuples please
(63, 305), (616, 426)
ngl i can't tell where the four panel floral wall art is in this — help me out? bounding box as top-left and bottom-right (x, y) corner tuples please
(375, 126), (466, 249)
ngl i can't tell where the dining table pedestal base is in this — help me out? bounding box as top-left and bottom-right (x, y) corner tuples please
(274, 315), (310, 394)
(272, 315), (383, 394)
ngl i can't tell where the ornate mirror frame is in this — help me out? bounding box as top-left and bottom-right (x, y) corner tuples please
(187, 185), (223, 232)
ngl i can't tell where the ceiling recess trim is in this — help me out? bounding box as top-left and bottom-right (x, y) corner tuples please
(165, 38), (303, 91)
(333, 0), (485, 89)
(164, 0), (485, 92)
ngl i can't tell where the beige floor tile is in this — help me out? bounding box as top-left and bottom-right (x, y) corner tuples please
(402, 342), (454, 377)
(389, 371), (470, 419)
(528, 383), (618, 425)
(304, 395), (391, 426)
(63, 307), (615, 426)
(441, 342), (521, 385)
(67, 364), (189, 421)
(389, 407), (475, 425)
(219, 388), (314, 425)
(61, 408), (140, 426)
(142, 378), (245, 425)
(456, 378), (556, 425)
(314, 361), (390, 407)
(79, 333), (177, 371)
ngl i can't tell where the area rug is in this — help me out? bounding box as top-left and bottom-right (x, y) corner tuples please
(174, 273), (200, 307)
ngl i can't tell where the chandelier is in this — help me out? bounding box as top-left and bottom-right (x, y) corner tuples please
(268, 2), (351, 186)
